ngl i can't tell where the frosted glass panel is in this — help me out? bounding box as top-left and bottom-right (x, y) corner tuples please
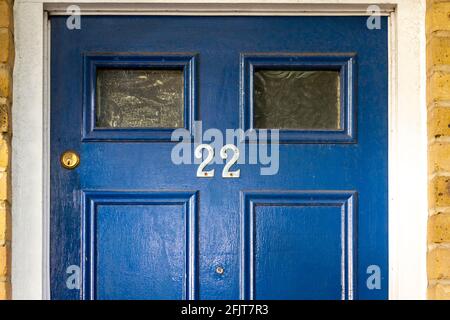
(96, 69), (184, 128)
(254, 70), (341, 130)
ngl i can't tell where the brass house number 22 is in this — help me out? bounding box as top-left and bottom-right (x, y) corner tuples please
(195, 144), (241, 178)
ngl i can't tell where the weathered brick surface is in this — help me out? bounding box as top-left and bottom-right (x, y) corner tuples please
(0, 29), (13, 65)
(428, 0), (450, 299)
(428, 284), (450, 299)
(0, 281), (10, 300)
(427, 1), (450, 34)
(0, 1), (12, 30)
(0, 204), (10, 243)
(428, 36), (450, 67)
(0, 135), (9, 169)
(0, 66), (12, 99)
(429, 177), (450, 208)
(428, 107), (450, 138)
(428, 72), (450, 101)
(0, 244), (9, 276)
(429, 213), (450, 243)
(0, 0), (12, 300)
(0, 171), (10, 203)
(0, 101), (9, 133)
(429, 143), (450, 173)
(428, 248), (450, 280)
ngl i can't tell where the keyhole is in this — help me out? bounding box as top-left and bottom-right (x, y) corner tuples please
(61, 151), (80, 170)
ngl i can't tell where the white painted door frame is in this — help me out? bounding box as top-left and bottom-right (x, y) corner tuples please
(12, 0), (428, 300)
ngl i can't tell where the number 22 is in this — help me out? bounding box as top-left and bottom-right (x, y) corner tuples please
(195, 144), (240, 178)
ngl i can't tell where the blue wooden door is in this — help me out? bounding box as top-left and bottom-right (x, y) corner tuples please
(51, 16), (388, 300)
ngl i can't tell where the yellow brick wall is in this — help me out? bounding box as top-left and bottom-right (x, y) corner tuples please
(428, 0), (450, 300)
(0, 0), (12, 300)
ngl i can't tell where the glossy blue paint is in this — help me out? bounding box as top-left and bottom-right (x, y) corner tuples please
(51, 16), (388, 300)
(82, 191), (198, 300)
(241, 191), (356, 300)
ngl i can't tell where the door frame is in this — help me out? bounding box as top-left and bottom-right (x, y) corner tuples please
(12, 0), (428, 300)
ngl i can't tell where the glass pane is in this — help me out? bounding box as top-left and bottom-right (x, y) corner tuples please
(96, 69), (184, 128)
(254, 70), (341, 130)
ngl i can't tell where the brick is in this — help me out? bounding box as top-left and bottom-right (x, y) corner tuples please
(429, 107), (450, 138)
(429, 143), (450, 173)
(0, 244), (9, 278)
(0, 202), (10, 242)
(0, 65), (11, 99)
(429, 213), (450, 242)
(0, 102), (9, 132)
(429, 176), (450, 207)
(0, 172), (9, 202)
(427, 2), (450, 34)
(428, 284), (450, 300)
(0, 135), (9, 169)
(0, 280), (11, 300)
(428, 36), (450, 68)
(428, 72), (450, 101)
(0, 1), (12, 29)
(0, 29), (13, 65)
(428, 248), (450, 279)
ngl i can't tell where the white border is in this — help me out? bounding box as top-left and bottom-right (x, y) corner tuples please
(12, 0), (428, 300)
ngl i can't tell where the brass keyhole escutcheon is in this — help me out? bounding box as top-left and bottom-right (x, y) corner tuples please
(60, 150), (80, 170)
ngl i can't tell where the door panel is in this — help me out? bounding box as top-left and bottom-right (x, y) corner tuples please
(51, 16), (388, 300)
(242, 191), (355, 300)
(82, 191), (198, 300)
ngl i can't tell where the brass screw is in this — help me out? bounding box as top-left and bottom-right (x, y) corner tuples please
(216, 266), (224, 275)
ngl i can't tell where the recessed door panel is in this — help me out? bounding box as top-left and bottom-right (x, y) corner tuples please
(82, 191), (198, 300)
(242, 191), (355, 300)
